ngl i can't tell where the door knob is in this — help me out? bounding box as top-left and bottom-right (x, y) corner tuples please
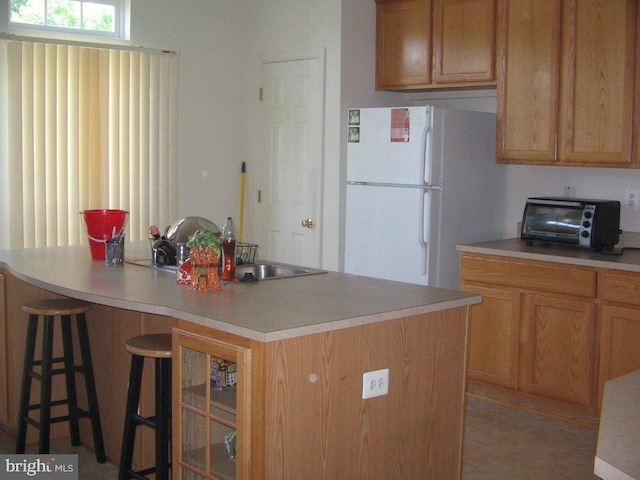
(301, 218), (314, 228)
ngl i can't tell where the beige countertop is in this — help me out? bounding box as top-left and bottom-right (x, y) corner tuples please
(595, 370), (640, 480)
(457, 238), (640, 273)
(0, 242), (480, 342)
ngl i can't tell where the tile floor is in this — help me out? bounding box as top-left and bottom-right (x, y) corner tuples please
(0, 396), (599, 479)
(463, 396), (599, 480)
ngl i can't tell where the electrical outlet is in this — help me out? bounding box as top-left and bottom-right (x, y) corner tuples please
(563, 186), (576, 198)
(362, 368), (389, 399)
(625, 188), (638, 209)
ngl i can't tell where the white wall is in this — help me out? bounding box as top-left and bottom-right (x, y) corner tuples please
(503, 166), (640, 238)
(131, 0), (255, 231)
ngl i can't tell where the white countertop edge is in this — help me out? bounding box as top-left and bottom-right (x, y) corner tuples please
(213, 295), (482, 343)
(457, 243), (640, 273)
(595, 456), (635, 480)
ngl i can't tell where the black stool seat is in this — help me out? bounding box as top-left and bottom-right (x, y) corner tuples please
(119, 333), (172, 480)
(16, 298), (106, 463)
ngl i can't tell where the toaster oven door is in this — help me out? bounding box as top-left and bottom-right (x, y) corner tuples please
(521, 202), (583, 244)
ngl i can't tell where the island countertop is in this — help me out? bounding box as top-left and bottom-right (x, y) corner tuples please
(0, 242), (480, 342)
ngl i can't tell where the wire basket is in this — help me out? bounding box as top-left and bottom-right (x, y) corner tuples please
(236, 242), (258, 265)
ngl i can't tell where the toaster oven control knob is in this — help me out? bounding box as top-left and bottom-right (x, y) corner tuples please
(582, 220), (591, 228)
(581, 231), (590, 238)
(584, 211), (593, 219)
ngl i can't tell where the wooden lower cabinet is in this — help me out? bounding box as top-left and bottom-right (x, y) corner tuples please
(465, 284), (521, 389)
(462, 251), (640, 426)
(598, 269), (640, 408)
(520, 294), (596, 408)
(460, 253), (600, 425)
(599, 305), (640, 396)
(463, 283), (596, 411)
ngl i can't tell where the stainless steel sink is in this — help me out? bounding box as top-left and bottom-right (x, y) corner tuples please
(236, 262), (326, 281)
(127, 259), (179, 273)
(126, 259), (326, 280)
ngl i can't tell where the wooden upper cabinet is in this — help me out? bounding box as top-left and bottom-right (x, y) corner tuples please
(376, 0), (432, 89)
(497, 0), (639, 167)
(432, 0), (496, 84)
(558, 0), (637, 166)
(376, 0), (496, 91)
(496, 0), (561, 163)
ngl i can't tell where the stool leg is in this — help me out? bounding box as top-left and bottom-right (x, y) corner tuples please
(119, 354), (144, 480)
(155, 357), (172, 480)
(61, 315), (81, 446)
(38, 314), (55, 454)
(76, 313), (106, 463)
(15, 314), (39, 454)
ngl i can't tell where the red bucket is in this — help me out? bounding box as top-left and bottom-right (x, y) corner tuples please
(82, 209), (129, 260)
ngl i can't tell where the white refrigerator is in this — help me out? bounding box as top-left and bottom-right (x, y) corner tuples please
(344, 106), (505, 289)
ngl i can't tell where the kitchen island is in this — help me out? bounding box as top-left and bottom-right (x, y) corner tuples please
(0, 242), (480, 479)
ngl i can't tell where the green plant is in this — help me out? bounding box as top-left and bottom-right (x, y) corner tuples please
(186, 230), (222, 254)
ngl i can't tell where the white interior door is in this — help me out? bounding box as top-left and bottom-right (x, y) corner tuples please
(256, 56), (323, 267)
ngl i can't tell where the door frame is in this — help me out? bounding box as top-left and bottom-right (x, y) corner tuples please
(252, 47), (326, 266)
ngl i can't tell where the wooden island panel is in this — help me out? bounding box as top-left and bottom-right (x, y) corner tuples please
(83, 304), (171, 467)
(263, 308), (469, 480)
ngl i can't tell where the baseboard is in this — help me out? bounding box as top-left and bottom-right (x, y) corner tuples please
(467, 380), (600, 429)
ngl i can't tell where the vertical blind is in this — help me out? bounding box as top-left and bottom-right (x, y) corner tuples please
(0, 38), (179, 249)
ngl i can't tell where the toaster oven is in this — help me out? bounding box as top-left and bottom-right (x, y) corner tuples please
(521, 197), (621, 250)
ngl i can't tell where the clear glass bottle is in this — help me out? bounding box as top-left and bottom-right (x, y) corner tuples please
(221, 217), (237, 282)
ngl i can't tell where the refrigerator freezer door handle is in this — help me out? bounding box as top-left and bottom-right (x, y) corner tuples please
(423, 122), (432, 185)
(346, 181), (441, 189)
(421, 191), (431, 276)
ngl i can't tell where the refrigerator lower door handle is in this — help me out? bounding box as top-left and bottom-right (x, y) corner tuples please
(422, 191), (431, 276)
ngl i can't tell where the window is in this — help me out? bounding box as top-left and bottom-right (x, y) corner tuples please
(0, 38), (179, 250)
(9, 0), (129, 39)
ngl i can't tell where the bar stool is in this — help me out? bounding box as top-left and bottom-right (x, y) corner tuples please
(119, 333), (172, 480)
(16, 298), (106, 463)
